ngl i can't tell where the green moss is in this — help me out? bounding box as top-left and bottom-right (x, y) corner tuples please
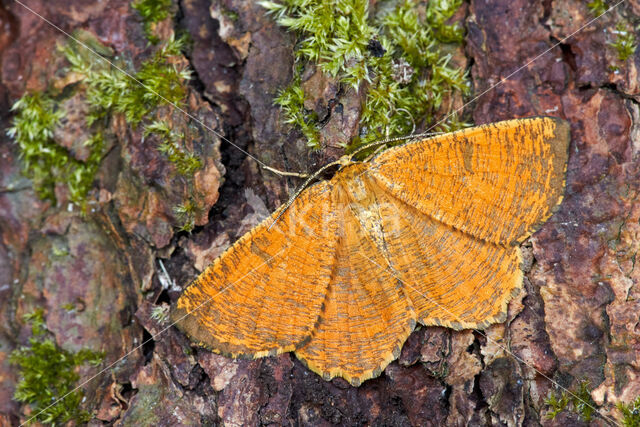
(173, 196), (204, 232)
(545, 388), (570, 419)
(6, 92), (63, 203)
(132, 0), (173, 44)
(9, 309), (104, 425)
(273, 67), (322, 148)
(221, 6), (240, 21)
(544, 380), (598, 422)
(8, 33), (196, 210)
(61, 33), (202, 230)
(65, 35), (191, 127)
(146, 120), (202, 175)
(585, 2), (637, 65)
(610, 22), (637, 61)
(61, 303), (76, 312)
(574, 380), (597, 422)
(426, 0), (465, 43)
(587, 0), (609, 16)
(427, 360), (449, 380)
(261, 0), (470, 150)
(150, 305), (170, 323)
(64, 34), (197, 176)
(618, 396), (640, 427)
(6, 93), (104, 206)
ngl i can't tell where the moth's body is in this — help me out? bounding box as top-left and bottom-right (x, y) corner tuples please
(172, 117), (570, 385)
(338, 163), (391, 261)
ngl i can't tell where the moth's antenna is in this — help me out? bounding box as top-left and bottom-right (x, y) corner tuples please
(266, 131), (443, 230)
(267, 158), (345, 230)
(347, 130), (440, 159)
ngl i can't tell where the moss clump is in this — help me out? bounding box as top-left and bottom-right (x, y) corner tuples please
(145, 120), (202, 175)
(8, 33), (198, 213)
(544, 389), (570, 420)
(618, 396), (640, 427)
(610, 22), (637, 61)
(63, 34), (197, 173)
(63, 35), (191, 126)
(273, 66), (321, 147)
(132, 0), (174, 44)
(544, 380), (597, 422)
(9, 309), (104, 425)
(586, 0), (609, 16)
(6, 93), (104, 205)
(150, 304), (171, 323)
(173, 196), (205, 232)
(585, 2), (637, 66)
(61, 34), (202, 231)
(261, 0), (470, 150)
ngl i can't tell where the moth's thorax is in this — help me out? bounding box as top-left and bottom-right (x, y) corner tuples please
(335, 163), (389, 256)
(335, 162), (373, 204)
